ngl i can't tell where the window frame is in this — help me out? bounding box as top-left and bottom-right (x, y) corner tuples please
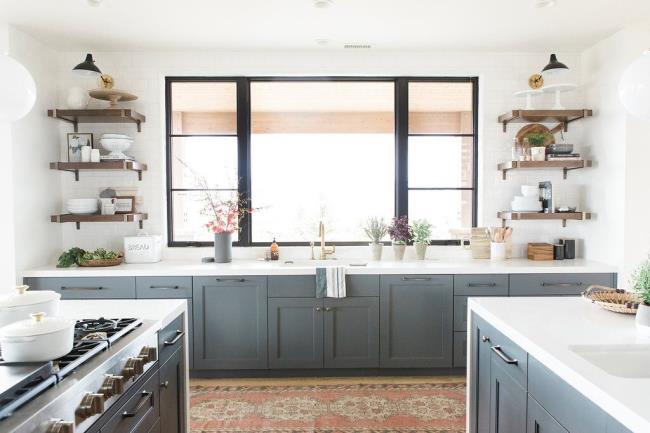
(165, 76), (478, 247)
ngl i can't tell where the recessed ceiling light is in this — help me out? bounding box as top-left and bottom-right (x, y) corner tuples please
(536, 0), (557, 8)
(313, 0), (334, 9)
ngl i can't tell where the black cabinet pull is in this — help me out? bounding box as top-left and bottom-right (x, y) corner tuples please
(122, 391), (152, 418)
(164, 330), (184, 346)
(215, 278), (246, 283)
(60, 286), (104, 291)
(491, 345), (518, 365)
(401, 276), (432, 281)
(149, 285), (180, 290)
(468, 283), (497, 287)
(540, 282), (582, 287)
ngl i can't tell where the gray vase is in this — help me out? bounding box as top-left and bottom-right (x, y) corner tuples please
(214, 232), (233, 263)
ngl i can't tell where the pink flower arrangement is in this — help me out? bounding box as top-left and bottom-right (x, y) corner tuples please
(203, 199), (254, 234)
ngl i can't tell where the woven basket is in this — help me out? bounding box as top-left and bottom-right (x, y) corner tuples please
(582, 285), (642, 314)
(78, 256), (123, 267)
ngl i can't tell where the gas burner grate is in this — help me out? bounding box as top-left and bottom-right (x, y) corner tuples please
(75, 318), (142, 345)
(54, 340), (108, 379)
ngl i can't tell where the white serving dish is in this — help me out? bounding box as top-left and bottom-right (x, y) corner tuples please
(511, 199), (543, 212)
(124, 234), (163, 263)
(101, 133), (132, 139)
(0, 285), (60, 328)
(0, 312), (74, 362)
(100, 137), (133, 159)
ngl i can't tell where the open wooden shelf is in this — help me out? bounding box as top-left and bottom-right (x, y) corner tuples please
(50, 161), (148, 181)
(497, 160), (592, 180)
(51, 213), (148, 230)
(498, 211), (591, 228)
(498, 109), (592, 133)
(47, 109), (146, 132)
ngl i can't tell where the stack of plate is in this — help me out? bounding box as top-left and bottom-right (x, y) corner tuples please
(511, 185), (542, 212)
(99, 133), (133, 160)
(66, 199), (98, 215)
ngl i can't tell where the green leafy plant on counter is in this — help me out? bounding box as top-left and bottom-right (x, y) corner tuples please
(411, 219), (433, 244)
(524, 132), (551, 147)
(630, 257), (650, 305)
(363, 217), (388, 244)
(57, 247), (120, 268)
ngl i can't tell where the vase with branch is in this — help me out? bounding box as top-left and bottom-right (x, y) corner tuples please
(363, 217), (388, 261)
(388, 216), (412, 261)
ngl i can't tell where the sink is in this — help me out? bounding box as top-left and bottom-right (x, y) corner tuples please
(569, 344), (650, 378)
(280, 259), (368, 267)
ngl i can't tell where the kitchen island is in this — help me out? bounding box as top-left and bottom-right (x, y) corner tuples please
(468, 297), (647, 433)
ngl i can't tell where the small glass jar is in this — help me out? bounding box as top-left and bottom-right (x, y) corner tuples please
(511, 138), (523, 161)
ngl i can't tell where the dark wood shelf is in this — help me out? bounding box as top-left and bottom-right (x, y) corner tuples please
(498, 211), (591, 228)
(50, 161), (148, 181)
(47, 109), (145, 132)
(51, 213), (148, 230)
(498, 109), (592, 132)
(497, 160), (592, 180)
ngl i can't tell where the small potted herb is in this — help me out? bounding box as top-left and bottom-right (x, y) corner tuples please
(411, 219), (433, 260)
(524, 132), (550, 161)
(363, 217), (388, 261)
(388, 216), (412, 261)
(631, 257), (650, 335)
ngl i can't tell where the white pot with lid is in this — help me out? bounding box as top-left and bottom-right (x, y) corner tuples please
(0, 312), (74, 362)
(0, 285), (60, 328)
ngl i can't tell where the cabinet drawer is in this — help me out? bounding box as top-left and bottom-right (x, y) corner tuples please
(453, 332), (467, 367)
(24, 277), (135, 299)
(158, 313), (185, 365)
(268, 275), (379, 297)
(101, 369), (159, 433)
(482, 319), (527, 388)
(453, 274), (509, 296)
(528, 395), (568, 433)
(136, 277), (192, 299)
(509, 273), (614, 296)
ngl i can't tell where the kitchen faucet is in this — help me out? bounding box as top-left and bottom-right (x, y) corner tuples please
(318, 221), (335, 260)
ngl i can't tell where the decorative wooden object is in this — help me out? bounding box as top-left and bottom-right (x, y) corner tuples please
(47, 109), (146, 132)
(50, 161), (147, 181)
(498, 211), (591, 227)
(498, 109), (592, 133)
(50, 213), (148, 230)
(497, 160), (592, 180)
(527, 243), (554, 261)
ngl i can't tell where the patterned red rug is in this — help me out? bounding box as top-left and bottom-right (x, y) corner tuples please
(190, 380), (466, 433)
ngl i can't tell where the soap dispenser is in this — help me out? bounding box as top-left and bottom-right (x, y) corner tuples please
(270, 238), (280, 261)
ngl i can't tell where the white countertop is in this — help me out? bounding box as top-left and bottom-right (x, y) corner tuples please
(22, 258), (617, 278)
(469, 297), (649, 433)
(58, 299), (188, 330)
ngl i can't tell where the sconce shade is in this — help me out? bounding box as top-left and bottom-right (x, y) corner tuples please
(541, 54), (569, 77)
(619, 50), (650, 119)
(73, 53), (102, 76)
(0, 54), (37, 122)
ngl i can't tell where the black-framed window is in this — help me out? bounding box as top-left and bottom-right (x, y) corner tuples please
(165, 77), (478, 247)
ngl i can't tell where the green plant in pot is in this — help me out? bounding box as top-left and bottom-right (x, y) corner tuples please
(363, 217), (388, 261)
(388, 216), (412, 261)
(524, 132), (551, 161)
(411, 219), (433, 260)
(631, 257), (650, 335)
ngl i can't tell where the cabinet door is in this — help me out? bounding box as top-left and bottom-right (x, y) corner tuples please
(323, 297), (379, 368)
(193, 276), (267, 370)
(527, 395), (568, 433)
(268, 298), (324, 369)
(380, 275), (453, 368)
(470, 314), (495, 433)
(489, 355), (527, 433)
(160, 347), (186, 433)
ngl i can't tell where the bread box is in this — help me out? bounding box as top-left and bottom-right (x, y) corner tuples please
(123, 234), (162, 263)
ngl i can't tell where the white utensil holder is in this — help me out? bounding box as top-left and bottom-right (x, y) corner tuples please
(490, 242), (507, 260)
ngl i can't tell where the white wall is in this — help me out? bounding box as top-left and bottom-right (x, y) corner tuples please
(48, 49), (587, 264)
(8, 28), (62, 281)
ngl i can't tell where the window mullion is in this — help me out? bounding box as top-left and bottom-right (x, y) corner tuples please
(237, 78), (252, 246)
(395, 78), (409, 218)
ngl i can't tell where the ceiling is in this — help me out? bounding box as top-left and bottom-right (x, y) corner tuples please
(1, 0), (649, 52)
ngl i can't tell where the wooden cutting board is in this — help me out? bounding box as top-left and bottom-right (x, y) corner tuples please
(516, 124), (556, 145)
(527, 243), (554, 261)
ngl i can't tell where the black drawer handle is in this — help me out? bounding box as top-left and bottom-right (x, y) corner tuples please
(164, 330), (184, 346)
(150, 285), (180, 290)
(468, 283), (497, 287)
(122, 391), (152, 418)
(61, 286), (104, 291)
(540, 282), (583, 287)
(402, 277), (432, 281)
(215, 278), (246, 283)
(491, 345), (518, 365)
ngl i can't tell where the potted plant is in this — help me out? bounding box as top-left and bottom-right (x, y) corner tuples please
(631, 258), (650, 335)
(388, 216), (412, 261)
(363, 217), (388, 261)
(524, 132), (550, 161)
(411, 219), (433, 260)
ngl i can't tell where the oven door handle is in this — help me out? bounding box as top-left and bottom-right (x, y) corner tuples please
(164, 330), (185, 346)
(122, 391), (152, 418)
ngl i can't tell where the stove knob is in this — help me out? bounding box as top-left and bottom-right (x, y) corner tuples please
(47, 420), (75, 433)
(76, 392), (105, 420)
(122, 357), (144, 379)
(138, 346), (157, 363)
(100, 374), (125, 397)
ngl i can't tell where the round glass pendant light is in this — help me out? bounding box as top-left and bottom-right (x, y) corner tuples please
(0, 54), (37, 122)
(619, 50), (650, 119)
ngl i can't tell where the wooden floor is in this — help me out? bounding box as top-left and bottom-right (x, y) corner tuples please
(191, 375), (466, 387)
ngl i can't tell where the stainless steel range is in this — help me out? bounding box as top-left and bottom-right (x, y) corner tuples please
(0, 317), (159, 433)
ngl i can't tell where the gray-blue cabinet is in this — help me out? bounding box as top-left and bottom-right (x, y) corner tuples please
(380, 275), (453, 368)
(489, 353), (527, 433)
(192, 276), (268, 370)
(509, 273), (615, 296)
(24, 276), (136, 299)
(528, 395), (568, 433)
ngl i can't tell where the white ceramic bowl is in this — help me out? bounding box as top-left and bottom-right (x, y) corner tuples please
(521, 185), (539, 197)
(66, 199), (98, 214)
(100, 138), (133, 158)
(102, 133), (132, 139)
